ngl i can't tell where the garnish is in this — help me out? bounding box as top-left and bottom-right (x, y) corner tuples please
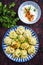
(0, 2), (19, 28)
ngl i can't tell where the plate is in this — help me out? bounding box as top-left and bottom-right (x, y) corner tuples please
(2, 26), (39, 62)
(18, 1), (41, 24)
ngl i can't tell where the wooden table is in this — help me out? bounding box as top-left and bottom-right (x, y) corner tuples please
(0, 0), (43, 65)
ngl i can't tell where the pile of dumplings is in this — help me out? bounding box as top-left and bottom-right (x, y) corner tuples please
(4, 26), (37, 58)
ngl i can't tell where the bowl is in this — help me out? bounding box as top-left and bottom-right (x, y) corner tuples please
(18, 1), (41, 24)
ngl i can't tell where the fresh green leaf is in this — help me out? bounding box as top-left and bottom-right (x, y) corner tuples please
(3, 5), (8, 15)
(0, 2), (2, 7)
(4, 4), (7, 8)
(0, 2), (19, 28)
(0, 2), (3, 14)
(28, 6), (31, 10)
(13, 18), (19, 24)
(9, 2), (15, 8)
(0, 16), (3, 23)
(2, 23), (8, 28)
(10, 10), (16, 17)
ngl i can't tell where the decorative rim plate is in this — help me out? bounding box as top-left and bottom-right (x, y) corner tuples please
(18, 1), (41, 24)
(2, 26), (39, 62)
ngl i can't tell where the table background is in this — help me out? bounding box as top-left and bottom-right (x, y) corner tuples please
(0, 0), (43, 65)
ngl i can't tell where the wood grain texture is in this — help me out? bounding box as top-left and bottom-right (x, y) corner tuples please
(0, 0), (43, 65)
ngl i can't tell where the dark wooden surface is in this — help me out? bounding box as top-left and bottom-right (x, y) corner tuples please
(0, 0), (43, 65)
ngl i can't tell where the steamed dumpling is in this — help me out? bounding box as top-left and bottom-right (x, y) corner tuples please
(13, 49), (21, 58)
(9, 30), (17, 39)
(4, 37), (12, 45)
(16, 26), (25, 35)
(21, 50), (27, 58)
(4, 26), (37, 58)
(23, 29), (32, 38)
(21, 42), (29, 50)
(29, 37), (37, 45)
(28, 45), (35, 54)
(6, 46), (15, 54)
(11, 40), (20, 49)
(18, 35), (25, 43)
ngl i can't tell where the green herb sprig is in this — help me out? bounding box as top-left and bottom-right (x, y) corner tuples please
(0, 2), (19, 28)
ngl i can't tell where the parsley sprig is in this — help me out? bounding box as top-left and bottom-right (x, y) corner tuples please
(0, 2), (19, 28)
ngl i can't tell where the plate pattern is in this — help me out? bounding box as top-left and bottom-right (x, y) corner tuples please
(2, 26), (39, 62)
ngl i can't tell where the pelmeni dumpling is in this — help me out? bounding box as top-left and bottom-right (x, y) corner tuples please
(29, 37), (37, 45)
(28, 45), (35, 54)
(4, 26), (37, 58)
(18, 35), (25, 43)
(6, 46), (15, 54)
(23, 29), (32, 38)
(11, 40), (20, 49)
(21, 50), (27, 58)
(4, 37), (12, 45)
(13, 49), (21, 58)
(21, 42), (29, 50)
(16, 26), (25, 35)
(9, 30), (17, 39)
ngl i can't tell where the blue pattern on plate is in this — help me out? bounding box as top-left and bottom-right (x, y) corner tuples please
(2, 26), (39, 62)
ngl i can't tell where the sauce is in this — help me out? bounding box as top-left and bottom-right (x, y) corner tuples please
(21, 5), (38, 23)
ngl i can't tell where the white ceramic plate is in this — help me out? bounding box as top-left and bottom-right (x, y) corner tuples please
(18, 1), (41, 24)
